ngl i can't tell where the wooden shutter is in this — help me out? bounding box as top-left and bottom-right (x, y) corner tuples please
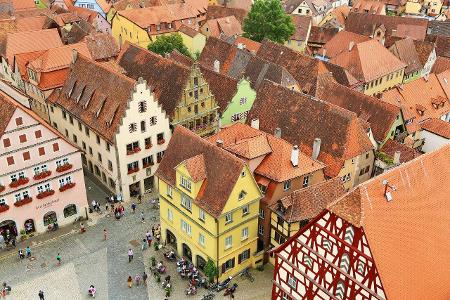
(238, 254), (242, 264)
(38, 147), (45, 156)
(35, 130), (42, 138)
(231, 258), (235, 268)
(53, 143), (59, 152)
(222, 263), (226, 274)
(3, 138), (10, 147)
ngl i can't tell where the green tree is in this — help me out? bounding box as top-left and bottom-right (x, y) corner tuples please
(243, 0), (295, 43)
(204, 258), (219, 283)
(147, 33), (192, 57)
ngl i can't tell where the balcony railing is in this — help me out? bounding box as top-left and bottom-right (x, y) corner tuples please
(0, 205), (9, 213)
(56, 163), (73, 173)
(59, 182), (76, 192)
(127, 147), (141, 155)
(157, 139), (165, 145)
(9, 177), (29, 188)
(36, 190), (55, 199)
(33, 170), (52, 181)
(14, 197), (32, 207)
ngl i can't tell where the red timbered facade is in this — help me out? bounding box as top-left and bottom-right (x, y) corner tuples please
(272, 210), (386, 300)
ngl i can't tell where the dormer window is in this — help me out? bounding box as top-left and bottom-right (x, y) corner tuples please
(28, 69), (36, 81)
(180, 176), (191, 192)
(156, 24), (161, 31)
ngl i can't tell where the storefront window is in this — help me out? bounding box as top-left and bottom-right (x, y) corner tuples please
(43, 212), (57, 226)
(63, 204), (77, 218)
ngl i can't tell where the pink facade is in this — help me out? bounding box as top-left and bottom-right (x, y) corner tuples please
(0, 98), (88, 237)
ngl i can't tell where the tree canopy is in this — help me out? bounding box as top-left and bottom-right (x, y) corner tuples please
(147, 33), (191, 57)
(243, 0), (295, 44)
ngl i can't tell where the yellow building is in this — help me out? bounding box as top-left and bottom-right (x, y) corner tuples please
(331, 39), (406, 96)
(405, 0), (422, 15)
(178, 25), (206, 57)
(285, 15), (312, 53)
(424, 0), (443, 15)
(156, 126), (262, 280)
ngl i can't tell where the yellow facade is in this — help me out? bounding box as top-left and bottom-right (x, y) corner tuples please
(424, 0), (442, 15)
(362, 68), (405, 96)
(179, 31), (206, 57)
(405, 0), (422, 14)
(111, 13), (151, 48)
(159, 163), (262, 280)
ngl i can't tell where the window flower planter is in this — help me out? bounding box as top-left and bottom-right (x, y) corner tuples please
(33, 170), (52, 181)
(145, 144), (152, 149)
(0, 205), (9, 213)
(127, 168), (139, 174)
(143, 163), (153, 169)
(36, 190), (55, 199)
(157, 139), (165, 145)
(9, 177), (29, 188)
(0, 185), (5, 193)
(56, 163), (73, 173)
(14, 197), (32, 207)
(59, 182), (76, 192)
(127, 148), (141, 155)
(157, 157), (162, 163)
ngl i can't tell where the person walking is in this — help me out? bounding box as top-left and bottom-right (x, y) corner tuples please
(142, 272), (148, 286)
(127, 276), (133, 288)
(128, 249), (134, 262)
(147, 234), (153, 247)
(131, 203), (136, 213)
(56, 253), (61, 266)
(26, 246), (31, 258)
(140, 212), (145, 224)
(103, 229), (107, 241)
(38, 290), (44, 300)
(135, 274), (141, 286)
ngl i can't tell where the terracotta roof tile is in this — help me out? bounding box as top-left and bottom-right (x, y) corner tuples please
(431, 56), (450, 74)
(15, 15), (48, 31)
(206, 5), (247, 24)
(247, 81), (374, 178)
(204, 15), (242, 38)
(436, 69), (450, 98)
(271, 178), (345, 223)
(413, 39), (435, 66)
(380, 139), (421, 163)
(155, 126), (248, 218)
(178, 24), (199, 38)
(320, 30), (369, 58)
(352, 0), (386, 14)
(85, 33), (120, 61)
(316, 75), (400, 143)
(290, 15), (311, 42)
(95, 0), (112, 13)
(112, 0), (161, 11)
(233, 36), (261, 53)
(14, 50), (45, 81)
(0, 92), (17, 137)
(331, 39), (406, 82)
(116, 42), (191, 119)
(308, 26), (339, 45)
(420, 118), (450, 138)
(47, 55), (136, 143)
(328, 145), (450, 299)
(11, 0), (35, 11)
(389, 37), (422, 75)
(37, 68), (70, 90)
(182, 153), (206, 182)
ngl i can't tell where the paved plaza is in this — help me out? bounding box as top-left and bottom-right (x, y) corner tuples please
(0, 174), (273, 300)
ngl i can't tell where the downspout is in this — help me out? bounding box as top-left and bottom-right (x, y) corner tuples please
(216, 217), (219, 283)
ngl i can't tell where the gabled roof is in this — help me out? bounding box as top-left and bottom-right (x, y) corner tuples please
(155, 126), (248, 218)
(427, 20), (450, 37)
(247, 81), (374, 177)
(413, 39), (435, 66)
(203, 15), (242, 38)
(328, 145), (450, 299)
(389, 37), (422, 75)
(436, 69), (450, 98)
(178, 24), (200, 38)
(308, 26), (339, 45)
(84, 33), (120, 61)
(316, 75), (400, 143)
(0, 92), (17, 137)
(47, 55), (136, 143)
(290, 15), (311, 42)
(205, 5), (247, 24)
(380, 139), (421, 163)
(434, 35), (450, 59)
(270, 178), (345, 223)
(111, 0), (161, 11)
(331, 39), (406, 82)
(15, 15), (48, 31)
(233, 36), (261, 53)
(257, 39), (358, 94)
(351, 0), (386, 15)
(207, 123), (325, 182)
(116, 42), (191, 119)
(420, 118), (450, 138)
(182, 154), (206, 182)
(431, 56), (450, 74)
(320, 30), (370, 58)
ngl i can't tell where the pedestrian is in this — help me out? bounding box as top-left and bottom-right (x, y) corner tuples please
(142, 272), (148, 286)
(103, 229), (107, 241)
(38, 290), (44, 300)
(105, 203), (108, 212)
(140, 212), (145, 224)
(147, 234), (153, 247)
(151, 226), (155, 237)
(26, 246), (31, 258)
(111, 203), (115, 213)
(135, 274), (141, 286)
(131, 202), (136, 213)
(127, 276), (133, 288)
(137, 194), (142, 204)
(128, 249), (133, 262)
(56, 253), (61, 265)
(141, 238), (147, 251)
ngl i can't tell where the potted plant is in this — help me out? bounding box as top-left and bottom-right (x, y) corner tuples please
(204, 258), (219, 283)
(59, 182), (76, 192)
(19, 229), (27, 241)
(14, 197), (33, 206)
(56, 163), (73, 173)
(153, 241), (159, 251)
(33, 170), (52, 180)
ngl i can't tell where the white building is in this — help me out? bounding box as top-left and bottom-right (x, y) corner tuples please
(420, 118), (450, 152)
(47, 53), (171, 201)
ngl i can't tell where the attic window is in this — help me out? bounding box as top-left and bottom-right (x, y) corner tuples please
(238, 191), (247, 201)
(96, 98), (106, 118)
(106, 107), (119, 127)
(76, 85), (86, 103)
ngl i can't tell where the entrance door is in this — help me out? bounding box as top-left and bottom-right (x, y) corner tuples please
(166, 229), (177, 246)
(43, 211), (57, 226)
(196, 255), (206, 271)
(144, 176), (154, 192)
(129, 182), (141, 198)
(182, 243), (192, 262)
(24, 219), (35, 234)
(0, 220), (17, 243)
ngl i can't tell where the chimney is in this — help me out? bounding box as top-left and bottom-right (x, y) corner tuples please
(216, 139), (223, 148)
(251, 118), (259, 130)
(393, 151), (401, 164)
(312, 138), (321, 160)
(72, 49), (78, 64)
(291, 145), (299, 167)
(274, 127), (281, 138)
(237, 43), (245, 50)
(349, 41), (355, 51)
(213, 59), (220, 73)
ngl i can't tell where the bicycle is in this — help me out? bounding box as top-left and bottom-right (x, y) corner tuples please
(240, 267), (254, 282)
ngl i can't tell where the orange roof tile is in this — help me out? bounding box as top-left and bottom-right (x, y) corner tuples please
(15, 16), (48, 31)
(37, 68), (70, 90)
(204, 15), (242, 38)
(11, 0), (35, 11)
(352, 0), (385, 14)
(233, 36), (261, 53)
(320, 30), (369, 59)
(380, 139), (421, 163)
(436, 69), (450, 98)
(290, 15), (311, 42)
(95, 0), (112, 13)
(328, 145), (450, 299)
(182, 154), (206, 182)
(420, 118), (450, 138)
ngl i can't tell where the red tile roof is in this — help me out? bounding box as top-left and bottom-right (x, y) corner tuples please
(233, 36), (261, 53)
(380, 139), (421, 163)
(205, 5), (247, 24)
(420, 118), (450, 138)
(307, 26), (338, 45)
(320, 30), (369, 59)
(389, 37), (422, 75)
(328, 145), (450, 299)
(290, 15), (311, 42)
(84, 33), (120, 61)
(431, 56), (450, 74)
(352, 0), (386, 14)
(15, 15), (48, 31)
(155, 125), (249, 218)
(203, 15), (242, 38)
(182, 153), (206, 182)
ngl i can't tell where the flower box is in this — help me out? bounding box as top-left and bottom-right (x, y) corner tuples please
(33, 170), (52, 181)
(0, 205), (9, 213)
(0, 185), (5, 193)
(145, 144), (152, 149)
(59, 182), (76, 192)
(157, 157), (162, 163)
(127, 147), (141, 155)
(9, 177), (29, 188)
(143, 163), (152, 169)
(36, 190), (55, 199)
(56, 163), (73, 173)
(14, 197), (32, 207)
(127, 168), (139, 174)
(157, 139), (165, 145)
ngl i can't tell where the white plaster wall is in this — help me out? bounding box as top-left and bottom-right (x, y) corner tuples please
(421, 130), (449, 152)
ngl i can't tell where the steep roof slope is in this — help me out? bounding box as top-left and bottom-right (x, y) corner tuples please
(320, 30), (369, 58)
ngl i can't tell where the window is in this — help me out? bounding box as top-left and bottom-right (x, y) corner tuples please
(259, 208), (264, 219)
(225, 212), (233, 224)
(15, 117), (23, 126)
(0, 198), (5, 206)
(19, 134), (27, 143)
(341, 173), (351, 183)
(225, 236), (232, 249)
(181, 219), (192, 235)
(85, 126), (90, 136)
(3, 138), (10, 147)
(38, 147), (45, 156)
(33, 164), (48, 175)
(239, 97), (247, 105)
(106, 143), (111, 152)
(98, 153), (102, 163)
(138, 101), (147, 113)
(78, 121), (82, 131)
(258, 224), (264, 235)
(96, 134), (100, 144)
(302, 176), (309, 188)
(282, 292), (291, 300)
(129, 123), (137, 133)
(65, 129), (69, 137)
(222, 258), (235, 273)
(238, 190), (246, 200)
(140, 121), (146, 132)
(288, 275), (296, 288)
(242, 205), (249, 216)
(242, 227), (248, 240)
(239, 249), (250, 263)
(22, 151), (30, 161)
(166, 185), (173, 198)
(283, 179), (291, 191)
(63, 204), (77, 218)
(180, 176), (191, 191)
(73, 134), (77, 143)
(52, 143), (59, 152)
(82, 142), (86, 150)
(7, 156), (14, 165)
(199, 209), (205, 221)
(241, 170), (246, 177)
(149, 116), (157, 126)
(69, 116), (73, 124)
(199, 233), (205, 246)
(52, 122), (58, 129)
(108, 160), (113, 171)
(181, 194), (192, 211)
(157, 133), (164, 144)
(168, 209), (173, 221)
(89, 147), (93, 155)
(35, 130), (42, 139)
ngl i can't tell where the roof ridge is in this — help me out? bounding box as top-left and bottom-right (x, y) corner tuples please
(76, 54), (136, 85)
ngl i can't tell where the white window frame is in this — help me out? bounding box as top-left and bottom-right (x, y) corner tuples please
(199, 233), (205, 246)
(181, 194), (192, 211)
(242, 205), (249, 216)
(238, 190), (246, 201)
(0, 198), (5, 205)
(225, 212), (233, 224)
(225, 236), (232, 249)
(166, 185), (173, 198)
(56, 157), (69, 167)
(242, 227), (248, 240)
(180, 176), (191, 192)
(181, 220), (192, 235)
(258, 224), (264, 235)
(303, 175), (309, 187)
(168, 209), (173, 221)
(259, 208), (265, 219)
(284, 179), (291, 191)
(199, 209), (205, 221)
(288, 275), (297, 288)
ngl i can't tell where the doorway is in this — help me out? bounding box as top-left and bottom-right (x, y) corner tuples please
(43, 211), (57, 226)
(24, 219), (35, 234)
(182, 243), (192, 262)
(144, 176), (154, 192)
(196, 255), (206, 271)
(129, 182), (141, 198)
(0, 220), (17, 243)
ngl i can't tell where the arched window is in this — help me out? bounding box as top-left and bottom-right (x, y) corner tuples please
(63, 204), (77, 218)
